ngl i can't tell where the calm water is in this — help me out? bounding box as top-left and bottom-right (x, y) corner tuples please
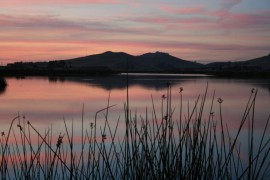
(0, 74), (270, 142)
(1, 74), (270, 177)
(0, 74), (270, 132)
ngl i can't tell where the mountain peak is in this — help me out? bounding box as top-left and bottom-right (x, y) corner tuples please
(154, 51), (169, 55)
(101, 51), (131, 57)
(103, 51), (114, 54)
(141, 51), (171, 58)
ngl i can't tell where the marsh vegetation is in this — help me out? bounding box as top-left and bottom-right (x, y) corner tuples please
(0, 83), (270, 179)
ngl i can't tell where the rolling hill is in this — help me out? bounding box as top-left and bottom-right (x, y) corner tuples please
(206, 54), (270, 71)
(66, 51), (203, 72)
(3, 51), (270, 77)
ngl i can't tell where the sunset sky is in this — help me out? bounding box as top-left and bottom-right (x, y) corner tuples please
(0, 0), (270, 64)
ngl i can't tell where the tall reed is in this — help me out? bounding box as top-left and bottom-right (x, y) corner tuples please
(0, 84), (270, 179)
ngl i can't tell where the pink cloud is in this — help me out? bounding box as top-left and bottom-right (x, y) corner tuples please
(119, 40), (268, 52)
(156, 4), (270, 32)
(1, 37), (267, 60)
(1, 1), (269, 64)
(161, 6), (205, 15)
(0, 41), (267, 64)
(0, 14), (72, 29)
(129, 15), (214, 26)
(0, 0), (120, 6)
(0, 12), (216, 45)
(0, 9), (269, 63)
(212, 10), (270, 30)
(259, 10), (270, 16)
(157, 3), (270, 32)
(220, 0), (242, 11)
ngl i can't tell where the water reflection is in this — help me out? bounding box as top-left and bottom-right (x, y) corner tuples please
(48, 76), (66, 83)
(46, 74), (270, 93)
(63, 74), (211, 91)
(0, 75), (269, 179)
(0, 75), (269, 132)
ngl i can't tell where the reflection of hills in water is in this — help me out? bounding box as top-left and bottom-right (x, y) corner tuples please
(48, 74), (270, 92)
(63, 74), (211, 91)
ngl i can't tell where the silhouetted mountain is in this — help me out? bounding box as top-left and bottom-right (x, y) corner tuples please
(206, 54), (270, 71)
(68, 51), (134, 71)
(66, 51), (203, 72)
(242, 55), (270, 70)
(137, 51), (202, 71)
(3, 51), (270, 77)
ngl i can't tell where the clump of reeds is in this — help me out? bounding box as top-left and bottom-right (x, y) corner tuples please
(0, 84), (270, 179)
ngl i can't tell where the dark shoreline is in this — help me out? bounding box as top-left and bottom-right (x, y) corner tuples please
(1, 68), (270, 79)
(2, 51), (269, 78)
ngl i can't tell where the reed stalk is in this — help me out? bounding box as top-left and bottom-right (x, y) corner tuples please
(0, 85), (269, 179)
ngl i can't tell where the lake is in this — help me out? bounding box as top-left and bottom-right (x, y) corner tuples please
(0, 74), (270, 178)
(1, 74), (269, 132)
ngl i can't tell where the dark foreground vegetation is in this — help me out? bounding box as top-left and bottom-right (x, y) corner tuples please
(0, 78), (7, 94)
(0, 85), (270, 179)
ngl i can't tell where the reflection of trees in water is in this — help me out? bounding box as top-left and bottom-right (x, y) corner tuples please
(48, 76), (66, 83)
(0, 78), (7, 95)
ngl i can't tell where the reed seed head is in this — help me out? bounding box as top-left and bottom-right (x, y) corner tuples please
(179, 87), (183, 93)
(56, 134), (64, 148)
(17, 124), (23, 131)
(218, 98), (223, 104)
(164, 114), (168, 121)
(102, 134), (107, 141)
